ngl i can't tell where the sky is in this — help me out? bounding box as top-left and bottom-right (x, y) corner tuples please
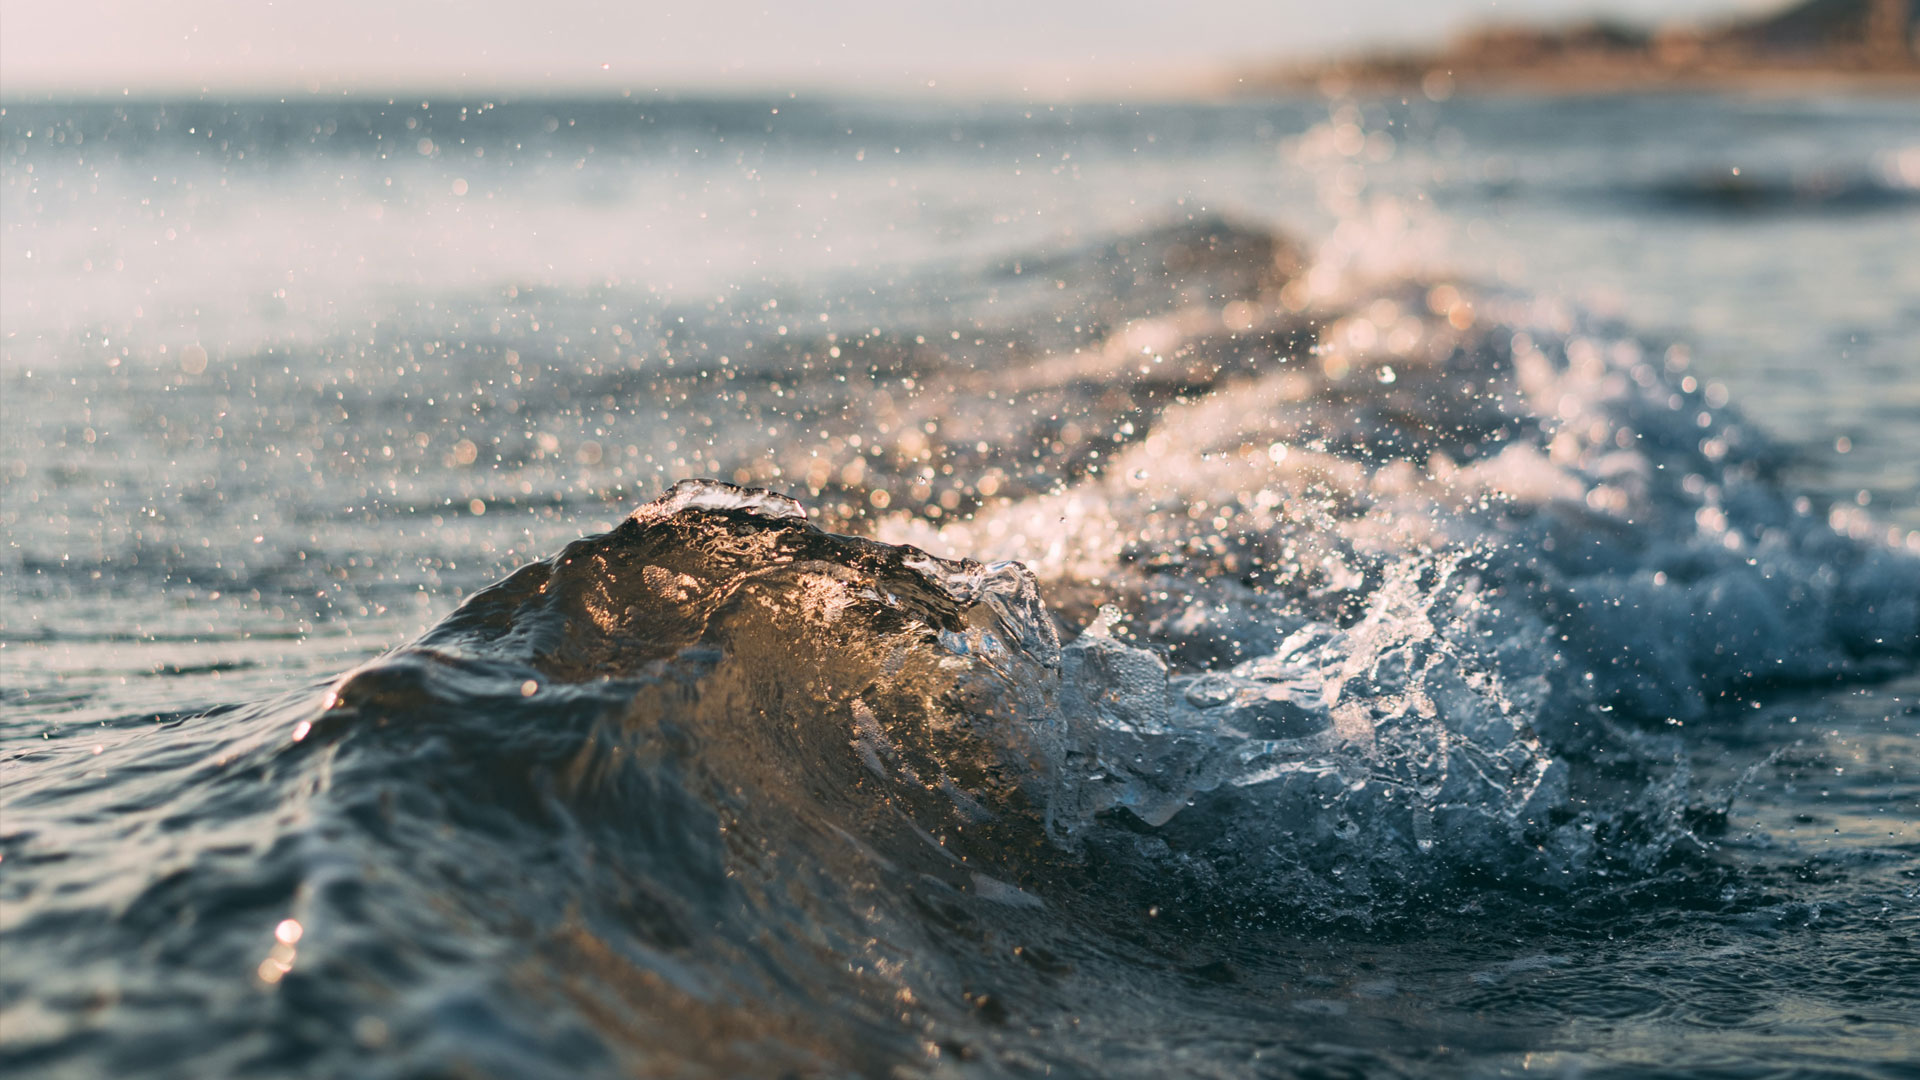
(1, 0), (1773, 97)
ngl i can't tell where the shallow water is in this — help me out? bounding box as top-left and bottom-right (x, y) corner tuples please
(3, 93), (1919, 1078)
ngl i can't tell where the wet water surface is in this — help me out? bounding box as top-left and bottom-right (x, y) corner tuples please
(3, 94), (1919, 1078)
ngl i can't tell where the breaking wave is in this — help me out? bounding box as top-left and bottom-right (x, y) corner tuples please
(7, 217), (1919, 1078)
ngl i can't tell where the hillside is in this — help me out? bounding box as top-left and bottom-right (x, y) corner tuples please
(1245, 0), (1920, 95)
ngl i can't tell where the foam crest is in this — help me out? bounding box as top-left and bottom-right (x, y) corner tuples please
(632, 477), (810, 523)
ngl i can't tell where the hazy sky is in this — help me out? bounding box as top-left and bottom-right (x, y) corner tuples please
(2, 0), (1771, 96)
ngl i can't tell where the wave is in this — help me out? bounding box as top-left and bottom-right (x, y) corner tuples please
(6, 218), (1919, 1078)
(1632, 166), (1920, 215)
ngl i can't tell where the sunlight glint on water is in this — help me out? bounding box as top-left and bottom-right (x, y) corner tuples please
(2, 94), (1918, 1079)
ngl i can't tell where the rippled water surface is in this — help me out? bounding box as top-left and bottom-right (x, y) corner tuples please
(3, 94), (1919, 1078)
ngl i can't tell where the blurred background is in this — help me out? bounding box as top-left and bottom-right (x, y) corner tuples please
(0, 1), (1836, 96)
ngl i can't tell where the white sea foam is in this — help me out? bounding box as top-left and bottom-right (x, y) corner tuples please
(879, 256), (1920, 898)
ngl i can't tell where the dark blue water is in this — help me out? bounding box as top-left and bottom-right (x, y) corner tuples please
(3, 94), (1918, 1078)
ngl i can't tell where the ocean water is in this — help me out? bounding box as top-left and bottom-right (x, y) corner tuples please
(2, 93), (1918, 1078)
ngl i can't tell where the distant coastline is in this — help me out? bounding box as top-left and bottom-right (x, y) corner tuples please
(1243, 0), (1920, 97)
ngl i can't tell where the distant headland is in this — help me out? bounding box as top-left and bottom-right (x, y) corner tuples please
(1245, 0), (1920, 96)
